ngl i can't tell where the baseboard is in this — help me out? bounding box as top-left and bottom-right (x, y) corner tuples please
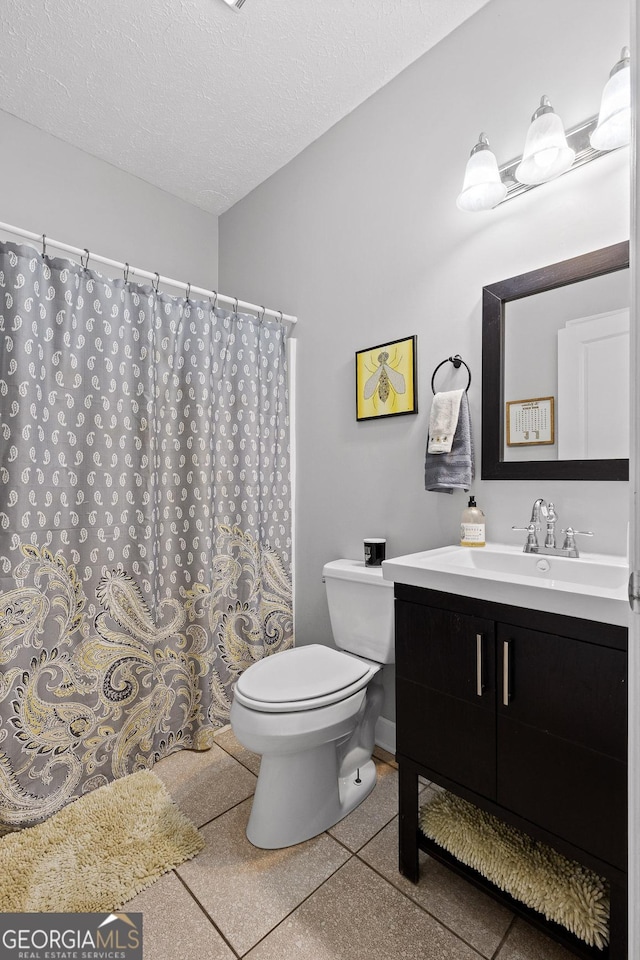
(375, 716), (396, 756)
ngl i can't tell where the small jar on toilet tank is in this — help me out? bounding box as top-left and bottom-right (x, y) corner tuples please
(364, 538), (386, 566)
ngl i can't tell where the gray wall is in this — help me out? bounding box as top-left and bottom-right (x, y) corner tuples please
(0, 110), (218, 289)
(219, 0), (631, 728)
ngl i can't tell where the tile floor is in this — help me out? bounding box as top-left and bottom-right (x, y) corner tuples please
(126, 728), (576, 960)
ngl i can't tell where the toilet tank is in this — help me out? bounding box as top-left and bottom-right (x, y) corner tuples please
(323, 559), (395, 664)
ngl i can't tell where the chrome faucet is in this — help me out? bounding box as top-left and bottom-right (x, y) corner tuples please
(513, 499), (594, 558)
(530, 498), (545, 532)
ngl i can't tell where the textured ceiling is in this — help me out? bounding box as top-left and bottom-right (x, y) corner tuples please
(0, 0), (490, 215)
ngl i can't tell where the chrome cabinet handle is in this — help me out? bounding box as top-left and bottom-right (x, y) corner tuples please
(476, 633), (483, 696)
(503, 639), (511, 706)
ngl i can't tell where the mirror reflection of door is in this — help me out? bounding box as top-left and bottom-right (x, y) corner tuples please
(557, 308), (630, 460)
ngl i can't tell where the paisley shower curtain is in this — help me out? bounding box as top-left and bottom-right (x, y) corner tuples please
(0, 240), (293, 829)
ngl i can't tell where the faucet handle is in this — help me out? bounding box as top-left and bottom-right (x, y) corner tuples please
(561, 527), (594, 552)
(512, 522), (539, 552)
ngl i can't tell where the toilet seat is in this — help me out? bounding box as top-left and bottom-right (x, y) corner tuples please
(234, 644), (378, 713)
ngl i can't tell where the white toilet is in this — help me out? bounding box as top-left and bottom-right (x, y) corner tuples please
(230, 558), (394, 849)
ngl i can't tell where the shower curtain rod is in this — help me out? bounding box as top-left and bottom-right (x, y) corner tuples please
(0, 220), (297, 325)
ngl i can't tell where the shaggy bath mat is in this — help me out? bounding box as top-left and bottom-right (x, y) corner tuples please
(0, 770), (204, 912)
(419, 791), (609, 949)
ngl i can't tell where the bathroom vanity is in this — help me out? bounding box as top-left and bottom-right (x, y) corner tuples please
(384, 545), (629, 960)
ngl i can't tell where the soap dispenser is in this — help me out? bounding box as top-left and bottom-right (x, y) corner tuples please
(460, 496), (486, 547)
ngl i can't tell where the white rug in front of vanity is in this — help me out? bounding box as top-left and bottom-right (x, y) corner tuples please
(419, 791), (609, 948)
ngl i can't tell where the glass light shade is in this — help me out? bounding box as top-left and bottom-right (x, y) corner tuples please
(456, 137), (507, 212)
(515, 101), (575, 185)
(590, 50), (631, 150)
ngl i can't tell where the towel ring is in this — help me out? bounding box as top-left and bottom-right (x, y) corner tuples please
(431, 354), (472, 394)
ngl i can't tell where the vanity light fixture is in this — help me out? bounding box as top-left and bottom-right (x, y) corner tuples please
(456, 133), (508, 212)
(590, 47), (631, 150)
(515, 97), (575, 185)
(457, 47), (630, 212)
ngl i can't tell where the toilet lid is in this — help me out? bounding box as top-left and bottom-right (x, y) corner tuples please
(235, 644), (371, 708)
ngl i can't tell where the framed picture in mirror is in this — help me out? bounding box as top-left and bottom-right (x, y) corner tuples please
(506, 397), (555, 447)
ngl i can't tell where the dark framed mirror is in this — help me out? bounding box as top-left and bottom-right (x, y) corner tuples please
(482, 241), (629, 481)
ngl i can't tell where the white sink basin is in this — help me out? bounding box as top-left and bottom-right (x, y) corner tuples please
(382, 542), (629, 626)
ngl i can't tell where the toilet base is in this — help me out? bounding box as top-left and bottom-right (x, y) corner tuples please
(246, 748), (378, 849)
(337, 757), (377, 818)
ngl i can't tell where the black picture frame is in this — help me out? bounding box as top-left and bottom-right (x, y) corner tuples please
(355, 335), (418, 421)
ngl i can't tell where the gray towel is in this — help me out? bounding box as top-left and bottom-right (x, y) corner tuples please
(424, 391), (475, 494)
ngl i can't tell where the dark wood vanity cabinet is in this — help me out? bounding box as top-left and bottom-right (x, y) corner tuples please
(495, 621), (627, 870)
(395, 602), (496, 797)
(395, 584), (628, 960)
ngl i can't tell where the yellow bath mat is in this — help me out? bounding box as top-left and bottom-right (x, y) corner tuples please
(419, 790), (609, 949)
(0, 770), (204, 912)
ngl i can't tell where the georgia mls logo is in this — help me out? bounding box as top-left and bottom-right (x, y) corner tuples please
(0, 912), (143, 960)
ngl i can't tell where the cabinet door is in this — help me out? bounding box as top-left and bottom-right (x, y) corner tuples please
(395, 601), (496, 798)
(497, 624), (627, 868)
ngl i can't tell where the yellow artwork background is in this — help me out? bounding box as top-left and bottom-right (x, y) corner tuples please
(356, 336), (415, 420)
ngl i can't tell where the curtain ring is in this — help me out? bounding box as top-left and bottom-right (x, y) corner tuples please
(123, 262), (130, 283)
(258, 305), (266, 322)
(277, 310), (284, 324)
(152, 272), (160, 294)
(185, 282), (191, 302)
(81, 248), (90, 270)
(233, 297), (238, 314)
(41, 234), (47, 258)
(209, 291), (218, 311)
